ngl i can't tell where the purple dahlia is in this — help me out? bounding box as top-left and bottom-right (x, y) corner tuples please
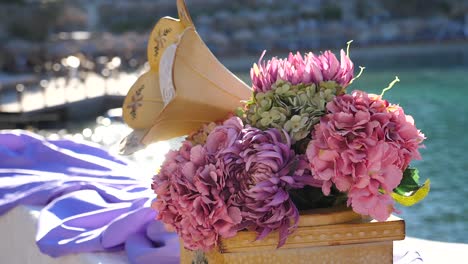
(219, 127), (303, 247)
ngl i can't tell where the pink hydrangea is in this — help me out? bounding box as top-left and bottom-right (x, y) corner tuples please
(251, 50), (354, 93)
(152, 141), (241, 251)
(306, 90), (425, 221)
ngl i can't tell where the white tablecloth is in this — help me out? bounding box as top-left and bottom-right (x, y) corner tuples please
(0, 206), (128, 264)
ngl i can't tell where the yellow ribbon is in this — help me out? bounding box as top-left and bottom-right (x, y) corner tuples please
(392, 179), (431, 206)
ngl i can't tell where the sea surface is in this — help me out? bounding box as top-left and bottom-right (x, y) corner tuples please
(39, 66), (468, 244)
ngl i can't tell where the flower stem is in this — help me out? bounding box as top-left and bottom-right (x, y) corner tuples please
(380, 76), (400, 97)
(346, 40), (354, 57)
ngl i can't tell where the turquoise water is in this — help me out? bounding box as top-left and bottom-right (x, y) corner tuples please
(351, 67), (468, 243)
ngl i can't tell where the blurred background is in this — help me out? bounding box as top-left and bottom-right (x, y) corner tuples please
(0, 0), (467, 244)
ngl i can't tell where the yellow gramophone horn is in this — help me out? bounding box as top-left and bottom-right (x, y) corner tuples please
(140, 28), (252, 145)
(177, 0), (194, 27)
(120, 0), (252, 154)
(122, 71), (164, 129)
(123, 1), (190, 129)
(147, 18), (185, 72)
(146, 0), (193, 71)
(119, 128), (151, 155)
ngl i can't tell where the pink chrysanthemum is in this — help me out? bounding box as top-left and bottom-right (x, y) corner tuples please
(251, 50), (354, 93)
(306, 90), (424, 221)
(152, 141), (241, 251)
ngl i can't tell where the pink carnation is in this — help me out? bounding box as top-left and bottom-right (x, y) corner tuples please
(251, 50), (354, 93)
(205, 116), (244, 155)
(152, 141), (241, 251)
(306, 90), (424, 221)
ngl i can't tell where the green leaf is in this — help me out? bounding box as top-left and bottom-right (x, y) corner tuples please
(235, 107), (245, 118)
(392, 167), (430, 206)
(289, 186), (346, 211)
(394, 167), (420, 194)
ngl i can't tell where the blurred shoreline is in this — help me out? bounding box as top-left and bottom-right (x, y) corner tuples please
(1, 0), (468, 75)
(1, 39), (466, 85)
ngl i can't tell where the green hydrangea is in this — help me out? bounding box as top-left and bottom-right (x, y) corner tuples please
(244, 79), (343, 142)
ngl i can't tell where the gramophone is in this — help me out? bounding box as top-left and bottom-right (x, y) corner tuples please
(120, 0), (252, 154)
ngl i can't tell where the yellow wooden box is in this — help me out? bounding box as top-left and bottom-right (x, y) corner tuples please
(180, 208), (405, 264)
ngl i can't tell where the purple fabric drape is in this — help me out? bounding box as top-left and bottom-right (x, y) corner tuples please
(0, 130), (178, 263)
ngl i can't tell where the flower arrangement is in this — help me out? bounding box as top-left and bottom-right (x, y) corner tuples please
(150, 43), (430, 253)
